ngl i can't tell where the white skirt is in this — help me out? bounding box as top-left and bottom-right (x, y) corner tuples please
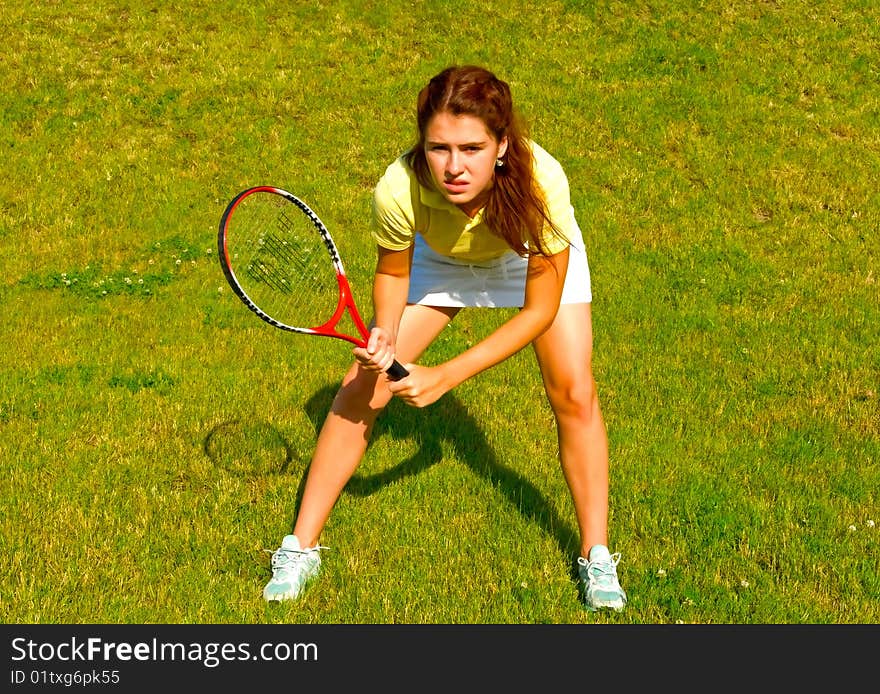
(407, 230), (592, 308)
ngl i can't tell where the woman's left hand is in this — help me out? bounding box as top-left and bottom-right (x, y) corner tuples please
(386, 363), (450, 408)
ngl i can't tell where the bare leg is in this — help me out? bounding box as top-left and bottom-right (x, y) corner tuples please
(292, 304), (459, 547)
(531, 303), (609, 558)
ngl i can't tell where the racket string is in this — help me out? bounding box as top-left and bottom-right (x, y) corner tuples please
(231, 194), (339, 330)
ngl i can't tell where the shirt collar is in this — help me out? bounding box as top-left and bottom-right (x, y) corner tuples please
(419, 184), (485, 225)
(419, 183), (453, 210)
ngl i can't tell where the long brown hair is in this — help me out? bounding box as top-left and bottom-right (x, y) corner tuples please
(406, 65), (563, 257)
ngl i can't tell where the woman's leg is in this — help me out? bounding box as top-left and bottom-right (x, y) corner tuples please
(531, 302), (609, 558)
(292, 304), (459, 547)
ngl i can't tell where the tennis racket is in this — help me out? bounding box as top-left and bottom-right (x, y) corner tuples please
(217, 186), (409, 381)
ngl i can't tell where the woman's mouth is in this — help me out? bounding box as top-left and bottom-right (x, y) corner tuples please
(443, 180), (468, 194)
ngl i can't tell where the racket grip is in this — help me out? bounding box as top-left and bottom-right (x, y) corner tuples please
(386, 360), (409, 382)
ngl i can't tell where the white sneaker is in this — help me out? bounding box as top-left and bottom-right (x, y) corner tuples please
(578, 544), (627, 612)
(262, 535), (324, 602)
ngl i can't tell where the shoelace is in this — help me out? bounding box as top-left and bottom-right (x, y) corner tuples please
(579, 552), (622, 587)
(264, 545), (329, 573)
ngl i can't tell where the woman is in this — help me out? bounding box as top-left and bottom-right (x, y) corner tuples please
(263, 65), (627, 612)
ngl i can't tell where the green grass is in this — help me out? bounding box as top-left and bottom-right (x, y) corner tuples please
(1, 0), (877, 624)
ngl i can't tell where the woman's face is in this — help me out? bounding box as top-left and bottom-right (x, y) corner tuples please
(423, 111), (508, 217)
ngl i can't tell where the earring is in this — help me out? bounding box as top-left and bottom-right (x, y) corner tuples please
(495, 157), (505, 168)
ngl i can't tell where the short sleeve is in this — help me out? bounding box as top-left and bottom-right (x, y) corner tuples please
(534, 145), (578, 255)
(371, 162), (416, 251)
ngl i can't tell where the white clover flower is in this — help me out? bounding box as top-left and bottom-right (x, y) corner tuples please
(848, 524), (857, 532)
(740, 579), (749, 588)
(866, 520), (875, 528)
(656, 569), (666, 578)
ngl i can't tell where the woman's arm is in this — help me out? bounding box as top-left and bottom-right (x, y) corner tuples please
(388, 247), (569, 406)
(353, 245), (412, 373)
(372, 245), (412, 338)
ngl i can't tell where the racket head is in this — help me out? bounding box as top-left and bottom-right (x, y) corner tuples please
(218, 186), (364, 344)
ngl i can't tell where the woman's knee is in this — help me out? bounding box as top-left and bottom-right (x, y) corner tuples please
(334, 363), (394, 413)
(545, 373), (599, 422)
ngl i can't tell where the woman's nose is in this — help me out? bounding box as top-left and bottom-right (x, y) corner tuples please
(446, 151), (463, 176)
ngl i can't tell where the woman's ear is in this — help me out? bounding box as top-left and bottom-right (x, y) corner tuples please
(498, 135), (509, 159)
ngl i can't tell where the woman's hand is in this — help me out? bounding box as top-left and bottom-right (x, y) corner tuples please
(352, 326), (399, 374)
(386, 363), (450, 408)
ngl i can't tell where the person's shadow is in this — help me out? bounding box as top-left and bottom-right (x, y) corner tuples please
(293, 385), (581, 579)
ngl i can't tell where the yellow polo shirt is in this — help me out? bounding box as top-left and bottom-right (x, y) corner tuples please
(372, 141), (576, 262)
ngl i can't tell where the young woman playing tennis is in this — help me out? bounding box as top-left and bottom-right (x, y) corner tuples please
(263, 65), (627, 611)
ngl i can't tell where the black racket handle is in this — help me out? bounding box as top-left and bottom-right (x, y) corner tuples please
(386, 360), (409, 382)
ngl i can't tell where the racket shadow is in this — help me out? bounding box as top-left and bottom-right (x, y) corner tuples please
(299, 385), (581, 569)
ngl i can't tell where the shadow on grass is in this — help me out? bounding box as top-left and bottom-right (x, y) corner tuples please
(203, 419), (296, 477)
(297, 384), (581, 572)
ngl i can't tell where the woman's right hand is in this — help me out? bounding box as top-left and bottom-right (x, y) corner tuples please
(353, 326), (399, 374)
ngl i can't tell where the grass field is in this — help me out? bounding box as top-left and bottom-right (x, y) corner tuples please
(1, 1), (877, 624)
